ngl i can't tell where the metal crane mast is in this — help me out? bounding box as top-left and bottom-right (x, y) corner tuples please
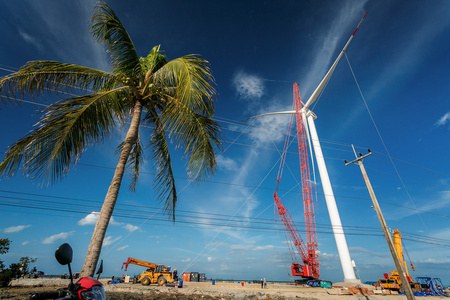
(274, 83), (319, 279)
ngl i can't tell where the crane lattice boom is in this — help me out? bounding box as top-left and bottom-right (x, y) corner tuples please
(274, 84), (319, 279)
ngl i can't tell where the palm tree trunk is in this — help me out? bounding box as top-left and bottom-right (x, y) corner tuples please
(80, 100), (143, 277)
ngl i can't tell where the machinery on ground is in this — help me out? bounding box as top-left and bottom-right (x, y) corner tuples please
(121, 257), (176, 286)
(376, 229), (422, 293)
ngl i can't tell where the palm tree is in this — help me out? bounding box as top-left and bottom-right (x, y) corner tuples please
(0, 2), (221, 277)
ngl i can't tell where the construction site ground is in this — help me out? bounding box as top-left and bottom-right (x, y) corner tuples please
(3, 278), (450, 299)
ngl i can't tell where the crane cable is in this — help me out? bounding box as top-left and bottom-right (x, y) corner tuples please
(344, 52), (429, 233)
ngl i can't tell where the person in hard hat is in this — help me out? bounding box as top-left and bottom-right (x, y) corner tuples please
(174, 268), (178, 281)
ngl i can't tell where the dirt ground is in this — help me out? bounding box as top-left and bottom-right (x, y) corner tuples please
(2, 278), (449, 300)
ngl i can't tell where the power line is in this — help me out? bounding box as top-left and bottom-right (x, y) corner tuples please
(2, 200), (450, 249)
(2, 190), (450, 248)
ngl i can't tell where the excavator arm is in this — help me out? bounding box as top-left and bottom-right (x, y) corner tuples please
(121, 257), (157, 271)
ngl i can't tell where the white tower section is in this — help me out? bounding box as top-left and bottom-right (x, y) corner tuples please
(305, 110), (359, 282)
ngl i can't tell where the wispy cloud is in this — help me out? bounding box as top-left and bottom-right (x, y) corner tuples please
(216, 156), (238, 172)
(42, 231), (74, 244)
(230, 244), (274, 252)
(349, 246), (386, 258)
(435, 112), (450, 127)
(4, 225), (31, 233)
(393, 191), (450, 220)
(18, 30), (43, 50)
(116, 245), (129, 252)
(300, 0), (368, 98)
(233, 70), (265, 100)
(103, 235), (122, 247)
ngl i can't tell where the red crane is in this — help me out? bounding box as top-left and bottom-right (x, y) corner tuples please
(274, 83), (319, 279)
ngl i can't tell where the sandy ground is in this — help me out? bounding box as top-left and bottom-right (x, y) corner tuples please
(2, 278), (449, 299)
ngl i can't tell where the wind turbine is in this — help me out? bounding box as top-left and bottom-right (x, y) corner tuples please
(249, 12), (367, 283)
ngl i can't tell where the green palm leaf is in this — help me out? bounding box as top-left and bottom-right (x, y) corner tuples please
(115, 133), (144, 193)
(0, 87), (129, 183)
(0, 61), (119, 103)
(151, 56), (216, 115)
(90, 1), (141, 79)
(145, 106), (177, 219)
(161, 100), (221, 181)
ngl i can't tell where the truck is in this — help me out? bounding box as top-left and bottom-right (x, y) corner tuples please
(121, 257), (176, 286)
(375, 229), (422, 293)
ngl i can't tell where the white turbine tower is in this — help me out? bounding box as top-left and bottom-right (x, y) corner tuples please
(250, 12), (367, 283)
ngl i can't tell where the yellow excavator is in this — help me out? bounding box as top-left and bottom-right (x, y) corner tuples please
(376, 229), (422, 293)
(121, 257), (176, 285)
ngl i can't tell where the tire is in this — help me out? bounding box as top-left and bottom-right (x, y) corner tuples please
(141, 276), (151, 286)
(157, 276), (167, 285)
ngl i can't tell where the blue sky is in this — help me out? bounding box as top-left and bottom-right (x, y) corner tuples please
(1, 0), (450, 284)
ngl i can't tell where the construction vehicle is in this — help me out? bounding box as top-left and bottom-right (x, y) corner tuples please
(121, 257), (176, 286)
(376, 229), (422, 293)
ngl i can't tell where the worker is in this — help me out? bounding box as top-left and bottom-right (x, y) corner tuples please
(264, 278), (267, 288)
(260, 279), (263, 288)
(174, 268), (178, 281)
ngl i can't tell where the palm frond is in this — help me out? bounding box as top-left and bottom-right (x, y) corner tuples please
(151, 55), (216, 115)
(140, 45), (168, 75)
(115, 134), (144, 193)
(145, 106), (177, 220)
(0, 61), (119, 103)
(90, 1), (141, 79)
(160, 99), (222, 181)
(0, 87), (130, 184)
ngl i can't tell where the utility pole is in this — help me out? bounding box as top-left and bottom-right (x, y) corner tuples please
(345, 145), (415, 300)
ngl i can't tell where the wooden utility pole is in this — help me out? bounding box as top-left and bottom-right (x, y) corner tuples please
(345, 145), (415, 300)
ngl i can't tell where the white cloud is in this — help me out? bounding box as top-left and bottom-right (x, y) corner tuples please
(78, 212), (99, 225)
(21, 241), (29, 246)
(217, 156), (238, 171)
(78, 212), (121, 226)
(123, 224), (140, 233)
(103, 235), (122, 247)
(42, 231), (74, 244)
(435, 112), (450, 127)
(4, 225), (31, 233)
(181, 257), (191, 263)
(233, 70), (264, 100)
(116, 245), (129, 252)
(207, 257), (214, 262)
